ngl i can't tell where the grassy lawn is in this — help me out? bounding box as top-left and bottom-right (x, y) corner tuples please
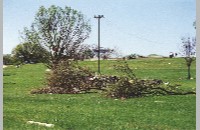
(3, 58), (196, 130)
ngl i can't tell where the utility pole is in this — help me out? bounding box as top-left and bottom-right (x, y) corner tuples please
(94, 15), (104, 74)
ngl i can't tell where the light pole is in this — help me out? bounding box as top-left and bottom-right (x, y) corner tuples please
(94, 15), (104, 74)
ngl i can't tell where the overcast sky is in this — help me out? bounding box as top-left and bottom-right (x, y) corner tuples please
(3, 0), (196, 56)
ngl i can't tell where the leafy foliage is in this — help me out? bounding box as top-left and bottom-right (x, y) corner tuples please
(3, 54), (13, 65)
(11, 42), (50, 64)
(21, 5), (91, 67)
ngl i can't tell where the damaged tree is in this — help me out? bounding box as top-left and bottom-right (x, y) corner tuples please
(21, 5), (91, 67)
(104, 61), (195, 98)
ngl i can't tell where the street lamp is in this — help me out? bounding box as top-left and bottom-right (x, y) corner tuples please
(94, 15), (104, 74)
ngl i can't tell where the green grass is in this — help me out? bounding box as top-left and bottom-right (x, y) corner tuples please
(3, 58), (196, 130)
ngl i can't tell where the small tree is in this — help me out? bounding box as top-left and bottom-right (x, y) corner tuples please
(21, 5), (91, 67)
(180, 21), (196, 80)
(181, 37), (196, 79)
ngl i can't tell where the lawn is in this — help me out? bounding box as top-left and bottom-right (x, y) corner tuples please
(3, 58), (196, 130)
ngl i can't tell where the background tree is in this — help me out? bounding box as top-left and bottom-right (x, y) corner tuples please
(73, 44), (95, 60)
(101, 48), (114, 60)
(21, 5), (91, 67)
(180, 21), (196, 80)
(92, 46), (115, 59)
(126, 53), (142, 60)
(11, 42), (50, 64)
(181, 37), (196, 79)
(3, 54), (13, 65)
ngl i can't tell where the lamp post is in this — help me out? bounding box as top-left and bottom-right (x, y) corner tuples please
(94, 15), (104, 74)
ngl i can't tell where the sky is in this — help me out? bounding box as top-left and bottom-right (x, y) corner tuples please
(3, 0), (196, 56)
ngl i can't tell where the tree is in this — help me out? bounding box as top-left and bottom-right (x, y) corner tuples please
(11, 42), (50, 64)
(181, 37), (196, 79)
(21, 5), (91, 67)
(92, 46), (115, 59)
(100, 48), (114, 60)
(126, 53), (140, 59)
(74, 44), (95, 60)
(180, 21), (196, 80)
(3, 54), (13, 65)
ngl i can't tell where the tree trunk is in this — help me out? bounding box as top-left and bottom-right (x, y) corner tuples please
(187, 65), (191, 79)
